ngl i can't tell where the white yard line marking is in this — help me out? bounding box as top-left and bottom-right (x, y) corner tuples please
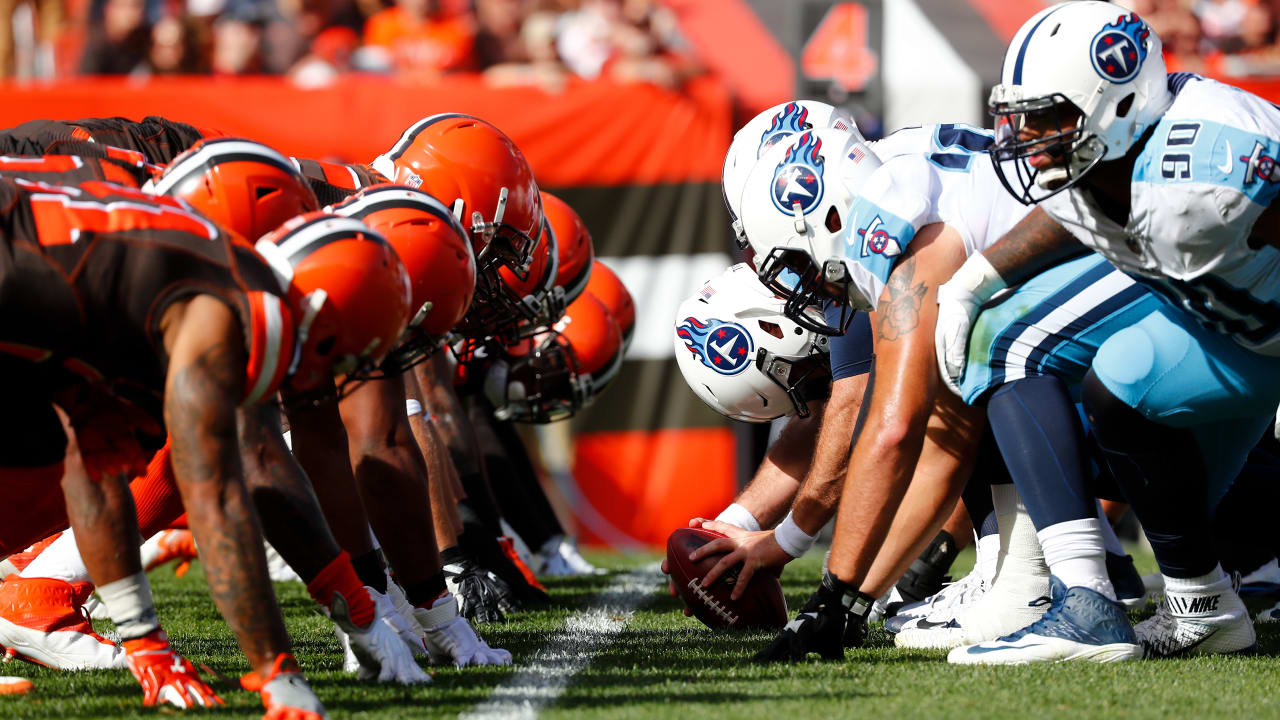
(459, 563), (662, 720)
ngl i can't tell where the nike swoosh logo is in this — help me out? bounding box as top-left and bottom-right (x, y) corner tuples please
(711, 337), (737, 359)
(912, 617), (958, 630)
(965, 641), (1044, 655)
(1218, 140), (1233, 175)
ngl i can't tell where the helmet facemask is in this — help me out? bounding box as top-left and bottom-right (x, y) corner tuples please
(989, 87), (1106, 205)
(755, 245), (853, 336)
(755, 334), (831, 418)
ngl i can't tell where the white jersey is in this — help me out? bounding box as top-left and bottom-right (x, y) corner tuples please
(1042, 73), (1280, 355)
(839, 127), (1032, 309)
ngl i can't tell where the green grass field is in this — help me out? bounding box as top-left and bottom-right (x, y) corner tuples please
(5, 547), (1280, 719)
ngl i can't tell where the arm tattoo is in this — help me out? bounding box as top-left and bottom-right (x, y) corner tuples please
(984, 207), (1085, 286)
(875, 257), (927, 341)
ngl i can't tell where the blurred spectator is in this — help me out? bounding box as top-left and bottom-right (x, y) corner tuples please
(475, 0), (568, 90)
(555, 0), (698, 89)
(362, 0), (475, 75)
(0, 0), (62, 77)
(289, 24), (357, 86)
(1196, 0), (1252, 52)
(144, 14), (204, 73)
(80, 0), (149, 73)
(210, 15), (262, 74)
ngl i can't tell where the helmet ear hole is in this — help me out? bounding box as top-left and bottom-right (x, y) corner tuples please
(758, 320), (784, 339)
(315, 336), (337, 356)
(256, 186), (278, 200)
(1115, 93), (1135, 119)
(824, 206), (843, 233)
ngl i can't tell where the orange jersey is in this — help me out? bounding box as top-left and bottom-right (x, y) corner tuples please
(363, 9), (476, 73)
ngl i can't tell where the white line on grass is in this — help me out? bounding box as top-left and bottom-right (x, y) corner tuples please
(459, 563), (662, 720)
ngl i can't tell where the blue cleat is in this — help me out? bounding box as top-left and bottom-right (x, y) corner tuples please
(948, 577), (1143, 665)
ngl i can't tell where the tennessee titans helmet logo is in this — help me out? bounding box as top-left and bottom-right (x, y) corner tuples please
(771, 132), (825, 216)
(1091, 13), (1149, 83)
(675, 317), (754, 375)
(758, 102), (812, 158)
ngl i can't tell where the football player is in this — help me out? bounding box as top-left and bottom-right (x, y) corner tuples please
(0, 169), (412, 716)
(935, 0), (1280, 658)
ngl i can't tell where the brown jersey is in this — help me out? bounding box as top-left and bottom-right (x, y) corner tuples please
(0, 179), (296, 432)
(0, 153), (150, 189)
(0, 116), (206, 166)
(291, 157), (388, 207)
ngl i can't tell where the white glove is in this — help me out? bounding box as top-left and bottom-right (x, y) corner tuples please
(383, 577), (430, 656)
(331, 587), (432, 685)
(1274, 404), (1280, 441)
(414, 594), (513, 667)
(934, 252), (1007, 398)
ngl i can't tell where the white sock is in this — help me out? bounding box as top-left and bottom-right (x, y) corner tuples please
(990, 484), (1048, 581)
(976, 532), (1001, 587)
(19, 530), (92, 584)
(1096, 501), (1126, 557)
(1165, 565), (1228, 595)
(1038, 518), (1115, 600)
(97, 571), (159, 641)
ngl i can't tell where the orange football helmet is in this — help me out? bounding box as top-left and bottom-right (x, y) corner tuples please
(331, 184), (476, 368)
(151, 138), (318, 242)
(369, 114), (542, 287)
(457, 214), (559, 342)
(255, 212), (412, 398)
(541, 192), (594, 306)
(485, 292), (624, 423)
(582, 260), (635, 351)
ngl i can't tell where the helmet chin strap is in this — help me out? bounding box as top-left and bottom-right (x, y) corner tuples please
(1035, 166), (1070, 190)
(791, 200), (807, 235)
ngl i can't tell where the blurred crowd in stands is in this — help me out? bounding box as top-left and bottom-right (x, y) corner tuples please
(1121, 0), (1280, 76)
(0, 0), (701, 88)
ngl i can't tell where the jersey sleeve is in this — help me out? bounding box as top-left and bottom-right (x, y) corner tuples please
(838, 155), (938, 308)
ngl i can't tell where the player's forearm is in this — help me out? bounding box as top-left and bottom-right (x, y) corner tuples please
(789, 374), (869, 533)
(413, 356), (487, 477)
(165, 344), (291, 675)
(982, 206), (1084, 286)
(237, 404), (339, 582)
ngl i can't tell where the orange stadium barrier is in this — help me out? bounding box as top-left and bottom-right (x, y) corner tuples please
(0, 74), (739, 548)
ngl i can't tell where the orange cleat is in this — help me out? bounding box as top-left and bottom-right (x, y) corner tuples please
(0, 576), (123, 670)
(497, 537), (546, 592)
(140, 529), (198, 577)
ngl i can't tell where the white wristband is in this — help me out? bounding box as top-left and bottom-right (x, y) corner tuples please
(714, 503), (761, 533)
(948, 252), (1007, 304)
(406, 399), (423, 417)
(774, 511), (818, 559)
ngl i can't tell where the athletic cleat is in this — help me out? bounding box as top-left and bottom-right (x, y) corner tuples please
(1239, 558), (1280, 596)
(1136, 574), (1256, 657)
(867, 588), (901, 625)
(1255, 600), (1280, 624)
(0, 576), (124, 669)
(497, 538), (547, 592)
(895, 564), (1048, 650)
(1107, 553), (1150, 609)
(535, 535), (606, 577)
(264, 542), (302, 584)
(0, 534), (63, 577)
(948, 576), (1142, 665)
(885, 565), (985, 634)
(139, 529), (198, 577)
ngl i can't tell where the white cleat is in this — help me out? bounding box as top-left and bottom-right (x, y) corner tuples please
(330, 587), (430, 684)
(1136, 574), (1256, 657)
(0, 577), (124, 670)
(884, 565), (985, 633)
(895, 564), (1048, 650)
(264, 542), (303, 584)
(1240, 558), (1280, 595)
(535, 535), (605, 577)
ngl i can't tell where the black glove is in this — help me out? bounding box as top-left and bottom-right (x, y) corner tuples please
(443, 557), (511, 624)
(753, 572), (876, 663)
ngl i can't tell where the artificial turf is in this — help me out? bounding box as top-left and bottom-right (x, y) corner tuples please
(4, 547), (1279, 719)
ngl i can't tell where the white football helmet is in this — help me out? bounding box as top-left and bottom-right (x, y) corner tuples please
(673, 264), (830, 423)
(989, 1), (1172, 203)
(738, 128), (881, 335)
(722, 101), (859, 253)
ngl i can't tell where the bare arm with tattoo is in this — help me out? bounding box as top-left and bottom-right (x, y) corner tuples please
(982, 206), (1085, 285)
(162, 295), (291, 678)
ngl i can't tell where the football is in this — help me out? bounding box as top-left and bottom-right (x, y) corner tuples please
(665, 527), (788, 630)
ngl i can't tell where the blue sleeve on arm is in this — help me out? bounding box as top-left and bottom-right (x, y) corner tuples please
(828, 309), (873, 380)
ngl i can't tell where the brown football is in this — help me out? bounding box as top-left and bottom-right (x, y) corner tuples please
(665, 526), (788, 630)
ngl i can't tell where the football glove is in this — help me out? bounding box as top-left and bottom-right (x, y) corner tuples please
(328, 587), (430, 685)
(753, 572), (875, 663)
(444, 556), (512, 624)
(414, 594), (513, 667)
(240, 653), (327, 720)
(122, 629), (222, 709)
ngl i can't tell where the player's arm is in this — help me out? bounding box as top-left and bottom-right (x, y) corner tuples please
(936, 205), (1084, 390)
(826, 222), (967, 588)
(162, 294), (292, 678)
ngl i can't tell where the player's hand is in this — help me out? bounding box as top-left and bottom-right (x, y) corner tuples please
(753, 573), (870, 664)
(934, 280), (981, 397)
(122, 629), (223, 709)
(417, 594), (513, 667)
(241, 654), (328, 720)
(690, 528), (790, 600)
(332, 588), (431, 685)
(444, 558), (509, 624)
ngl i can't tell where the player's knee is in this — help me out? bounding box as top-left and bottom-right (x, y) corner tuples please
(1088, 325), (1159, 414)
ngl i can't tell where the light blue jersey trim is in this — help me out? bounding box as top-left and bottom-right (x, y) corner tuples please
(841, 198), (918, 289)
(1135, 117), (1280, 207)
